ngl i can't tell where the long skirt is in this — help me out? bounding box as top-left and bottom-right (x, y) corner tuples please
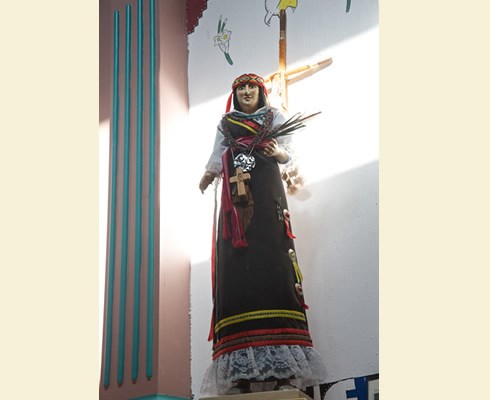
(201, 149), (326, 395)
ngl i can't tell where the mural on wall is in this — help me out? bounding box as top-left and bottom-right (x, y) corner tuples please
(265, 0), (350, 26)
(311, 374), (379, 400)
(213, 15), (233, 65)
(187, 0), (352, 35)
(264, 0), (298, 26)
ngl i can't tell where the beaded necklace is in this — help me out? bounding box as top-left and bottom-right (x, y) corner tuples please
(219, 109), (274, 172)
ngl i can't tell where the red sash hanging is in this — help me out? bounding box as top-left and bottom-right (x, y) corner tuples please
(221, 137), (271, 248)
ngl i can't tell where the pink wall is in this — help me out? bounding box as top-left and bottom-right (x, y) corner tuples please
(99, 0), (190, 398)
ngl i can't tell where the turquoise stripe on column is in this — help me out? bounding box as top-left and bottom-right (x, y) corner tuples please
(146, 0), (156, 380)
(103, 9), (120, 389)
(117, 3), (132, 386)
(131, 0), (144, 383)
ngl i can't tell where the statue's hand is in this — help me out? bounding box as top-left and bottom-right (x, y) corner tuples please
(199, 171), (216, 194)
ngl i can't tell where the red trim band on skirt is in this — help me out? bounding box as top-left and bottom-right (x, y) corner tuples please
(213, 339), (314, 360)
(214, 327), (311, 348)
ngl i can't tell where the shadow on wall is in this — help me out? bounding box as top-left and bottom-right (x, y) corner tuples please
(289, 160), (379, 384)
(291, 159), (379, 292)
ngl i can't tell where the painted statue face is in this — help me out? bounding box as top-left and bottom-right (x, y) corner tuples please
(236, 84), (260, 113)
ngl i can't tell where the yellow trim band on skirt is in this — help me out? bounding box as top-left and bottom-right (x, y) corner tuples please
(226, 117), (258, 134)
(215, 309), (306, 332)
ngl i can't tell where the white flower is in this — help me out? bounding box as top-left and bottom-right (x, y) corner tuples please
(214, 29), (231, 54)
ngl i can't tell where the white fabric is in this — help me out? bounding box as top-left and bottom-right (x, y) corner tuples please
(200, 345), (327, 396)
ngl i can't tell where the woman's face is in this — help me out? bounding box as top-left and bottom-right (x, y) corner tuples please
(236, 84), (260, 113)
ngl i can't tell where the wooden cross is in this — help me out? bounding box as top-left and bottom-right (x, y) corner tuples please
(265, 8), (333, 112)
(229, 167), (251, 196)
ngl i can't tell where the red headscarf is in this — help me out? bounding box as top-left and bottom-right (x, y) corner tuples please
(225, 73), (268, 112)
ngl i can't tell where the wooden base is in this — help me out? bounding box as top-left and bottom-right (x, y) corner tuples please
(201, 389), (313, 400)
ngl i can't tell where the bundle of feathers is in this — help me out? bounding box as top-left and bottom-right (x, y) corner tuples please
(281, 164), (305, 195)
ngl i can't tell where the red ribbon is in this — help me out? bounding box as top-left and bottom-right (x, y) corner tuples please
(295, 283), (310, 310)
(283, 210), (296, 239)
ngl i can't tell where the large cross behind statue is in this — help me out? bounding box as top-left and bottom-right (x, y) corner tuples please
(265, 9), (333, 112)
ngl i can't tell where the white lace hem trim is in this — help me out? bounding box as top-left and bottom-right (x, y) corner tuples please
(200, 345), (327, 396)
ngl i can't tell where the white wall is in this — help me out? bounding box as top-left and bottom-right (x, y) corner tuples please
(187, 0), (378, 397)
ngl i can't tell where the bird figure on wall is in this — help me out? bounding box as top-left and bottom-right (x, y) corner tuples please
(264, 0), (298, 26)
(264, 0), (351, 27)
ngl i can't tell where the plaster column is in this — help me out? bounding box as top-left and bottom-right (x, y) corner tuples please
(99, 1), (190, 399)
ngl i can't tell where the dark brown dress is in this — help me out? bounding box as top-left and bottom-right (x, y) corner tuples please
(202, 106), (326, 395)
